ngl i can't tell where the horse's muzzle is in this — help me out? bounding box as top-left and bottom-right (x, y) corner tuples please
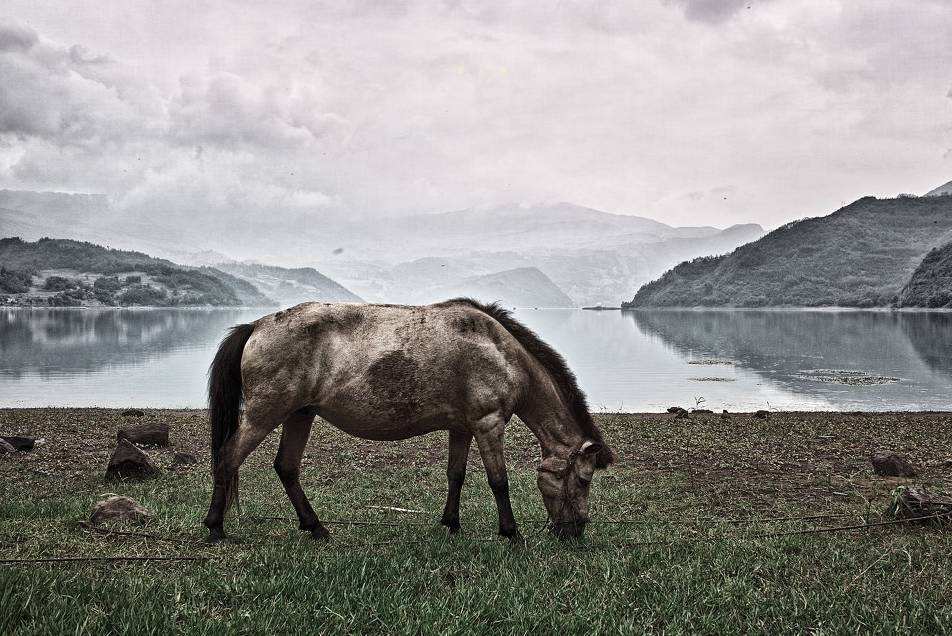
(551, 519), (588, 540)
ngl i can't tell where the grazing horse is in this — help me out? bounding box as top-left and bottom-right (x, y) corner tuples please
(203, 298), (614, 542)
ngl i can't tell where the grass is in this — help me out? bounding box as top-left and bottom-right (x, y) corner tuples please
(1, 409), (951, 634)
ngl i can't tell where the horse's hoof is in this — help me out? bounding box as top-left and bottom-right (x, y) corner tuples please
(309, 525), (331, 542)
(440, 517), (461, 535)
(206, 527), (226, 543)
(502, 530), (525, 547)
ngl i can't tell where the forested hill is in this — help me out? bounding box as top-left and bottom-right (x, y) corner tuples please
(0, 237), (270, 306)
(624, 195), (952, 308)
(898, 242), (952, 308)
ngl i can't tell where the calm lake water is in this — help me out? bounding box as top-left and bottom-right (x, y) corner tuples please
(2, 307), (952, 411)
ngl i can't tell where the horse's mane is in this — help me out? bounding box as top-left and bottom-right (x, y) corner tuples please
(446, 298), (615, 468)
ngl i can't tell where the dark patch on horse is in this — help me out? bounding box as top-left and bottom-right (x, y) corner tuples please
(443, 298), (615, 468)
(366, 350), (424, 422)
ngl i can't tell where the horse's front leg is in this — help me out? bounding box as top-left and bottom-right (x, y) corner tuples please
(473, 413), (521, 543)
(440, 429), (473, 534)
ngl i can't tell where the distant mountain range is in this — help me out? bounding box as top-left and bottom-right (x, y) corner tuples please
(625, 191), (952, 308)
(0, 191), (764, 306)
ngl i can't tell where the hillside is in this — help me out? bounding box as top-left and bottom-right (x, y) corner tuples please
(216, 262), (363, 306)
(417, 267), (575, 307)
(0, 237), (271, 307)
(624, 195), (952, 308)
(926, 180), (952, 197)
(898, 242), (952, 308)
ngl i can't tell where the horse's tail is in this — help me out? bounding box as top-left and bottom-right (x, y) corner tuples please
(208, 323), (255, 472)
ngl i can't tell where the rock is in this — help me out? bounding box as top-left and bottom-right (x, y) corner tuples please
(89, 495), (154, 526)
(121, 408), (145, 417)
(885, 486), (952, 525)
(667, 406), (688, 415)
(106, 438), (161, 480)
(170, 452), (199, 469)
(117, 421), (169, 447)
(720, 409), (731, 419)
(1, 435), (35, 451)
(871, 452), (917, 478)
(0, 439), (16, 454)
(692, 409), (713, 414)
(753, 410), (770, 420)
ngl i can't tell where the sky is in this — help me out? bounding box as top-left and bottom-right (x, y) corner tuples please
(1, 0), (951, 231)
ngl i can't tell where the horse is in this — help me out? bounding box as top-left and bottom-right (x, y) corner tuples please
(203, 297), (614, 543)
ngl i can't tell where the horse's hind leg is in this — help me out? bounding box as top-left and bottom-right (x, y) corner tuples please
(274, 411), (330, 541)
(440, 429), (473, 534)
(204, 405), (281, 541)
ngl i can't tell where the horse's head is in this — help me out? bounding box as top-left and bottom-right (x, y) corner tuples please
(536, 440), (602, 539)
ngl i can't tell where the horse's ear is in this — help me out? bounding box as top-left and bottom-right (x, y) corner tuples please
(580, 440), (602, 456)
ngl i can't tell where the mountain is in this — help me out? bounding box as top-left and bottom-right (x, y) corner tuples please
(321, 207), (764, 306)
(0, 237), (271, 307)
(898, 243), (952, 308)
(926, 180), (952, 197)
(0, 191), (764, 306)
(215, 262), (363, 306)
(415, 267), (574, 307)
(624, 195), (952, 308)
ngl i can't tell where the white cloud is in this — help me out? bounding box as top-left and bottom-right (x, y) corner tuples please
(0, 0), (950, 240)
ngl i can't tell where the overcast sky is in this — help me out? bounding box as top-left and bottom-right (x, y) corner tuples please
(1, 0), (951, 230)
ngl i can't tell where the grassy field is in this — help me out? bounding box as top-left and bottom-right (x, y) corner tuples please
(1, 409), (951, 634)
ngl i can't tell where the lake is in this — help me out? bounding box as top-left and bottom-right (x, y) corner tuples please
(2, 307), (952, 411)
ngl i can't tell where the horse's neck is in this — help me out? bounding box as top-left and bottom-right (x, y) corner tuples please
(516, 375), (583, 459)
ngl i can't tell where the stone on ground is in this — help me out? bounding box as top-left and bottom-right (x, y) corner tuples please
(871, 452), (917, 478)
(0, 439), (15, 454)
(886, 486), (952, 525)
(117, 421), (170, 447)
(1, 435), (35, 451)
(170, 451), (199, 469)
(106, 438), (161, 480)
(89, 495), (154, 525)
(121, 408), (145, 417)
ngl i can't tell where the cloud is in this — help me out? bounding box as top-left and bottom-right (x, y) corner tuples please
(0, 0), (949, 249)
(0, 20), (38, 51)
(666, 0), (754, 24)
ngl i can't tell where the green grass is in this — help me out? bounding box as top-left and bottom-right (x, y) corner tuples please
(1, 410), (951, 634)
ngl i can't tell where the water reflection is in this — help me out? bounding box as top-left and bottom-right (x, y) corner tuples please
(0, 308), (257, 379)
(628, 310), (952, 410)
(2, 307), (951, 410)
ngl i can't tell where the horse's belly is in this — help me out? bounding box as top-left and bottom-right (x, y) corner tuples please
(316, 406), (456, 441)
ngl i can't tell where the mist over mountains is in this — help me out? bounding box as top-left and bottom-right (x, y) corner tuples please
(0, 191), (763, 306)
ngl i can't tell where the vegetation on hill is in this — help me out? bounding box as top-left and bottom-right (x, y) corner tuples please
(898, 242), (952, 308)
(625, 196), (952, 308)
(0, 237), (271, 307)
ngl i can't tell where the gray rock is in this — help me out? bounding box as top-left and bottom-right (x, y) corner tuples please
(170, 452), (199, 469)
(117, 421), (169, 447)
(106, 438), (161, 480)
(0, 439), (16, 454)
(872, 452), (917, 478)
(89, 495), (154, 525)
(1, 436), (35, 451)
